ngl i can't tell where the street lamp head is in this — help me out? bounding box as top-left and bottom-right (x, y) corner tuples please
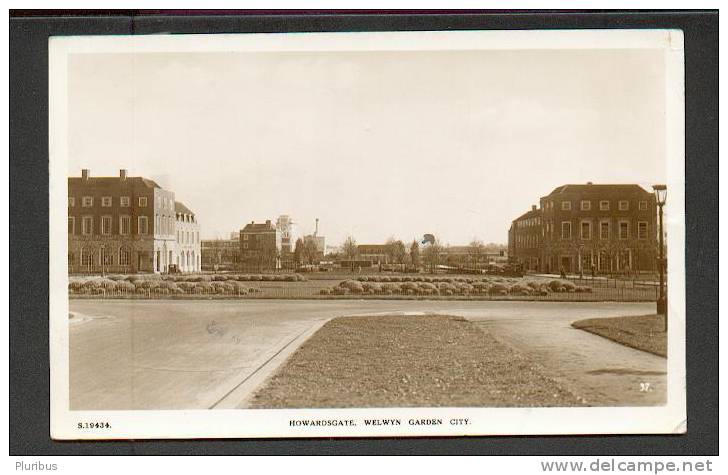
(652, 184), (667, 206)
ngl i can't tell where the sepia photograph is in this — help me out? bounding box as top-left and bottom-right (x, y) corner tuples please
(48, 29), (686, 439)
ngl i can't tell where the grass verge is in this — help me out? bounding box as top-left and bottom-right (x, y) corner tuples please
(250, 314), (585, 408)
(571, 314), (666, 357)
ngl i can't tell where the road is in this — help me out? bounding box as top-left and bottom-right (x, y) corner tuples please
(68, 299), (664, 410)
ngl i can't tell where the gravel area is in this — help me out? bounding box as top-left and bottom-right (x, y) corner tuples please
(571, 314), (667, 357)
(249, 314), (585, 408)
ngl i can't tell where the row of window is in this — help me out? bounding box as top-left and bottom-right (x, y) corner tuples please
(516, 217), (541, 228)
(69, 216), (200, 241)
(69, 216), (145, 236)
(69, 196), (149, 208)
(176, 229), (199, 245)
(69, 247), (133, 267)
(554, 220), (649, 240)
(544, 200), (649, 212)
(515, 234), (540, 248)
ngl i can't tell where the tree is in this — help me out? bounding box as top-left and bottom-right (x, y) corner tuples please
(303, 238), (319, 264)
(385, 237), (407, 266)
(293, 238), (304, 265)
(342, 236), (358, 270)
(409, 240), (420, 269)
(468, 239), (485, 269)
(422, 239), (444, 273)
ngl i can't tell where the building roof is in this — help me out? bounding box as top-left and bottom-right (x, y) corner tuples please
(513, 208), (541, 222)
(242, 221), (277, 232)
(545, 183), (651, 196)
(357, 244), (390, 253)
(175, 201), (195, 215)
(68, 176), (161, 189)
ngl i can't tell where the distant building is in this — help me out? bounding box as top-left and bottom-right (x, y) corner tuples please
(201, 238), (240, 271)
(174, 201), (201, 272)
(302, 218), (325, 260)
(357, 244), (390, 265)
(442, 245), (508, 268)
(508, 183), (658, 274)
(276, 215), (299, 255)
(240, 220), (281, 270)
(68, 168), (195, 274)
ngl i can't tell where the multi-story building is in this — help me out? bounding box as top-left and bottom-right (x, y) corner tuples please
(68, 169), (192, 274)
(240, 220), (281, 270)
(174, 201), (201, 272)
(201, 237), (240, 271)
(275, 215), (299, 255)
(508, 183), (658, 274)
(508, 205), (543, 271)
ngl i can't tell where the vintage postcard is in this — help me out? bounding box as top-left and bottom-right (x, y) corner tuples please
(49, 29), (686, 439)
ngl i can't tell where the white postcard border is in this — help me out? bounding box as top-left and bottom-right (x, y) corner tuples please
(49, 29), (687, 439)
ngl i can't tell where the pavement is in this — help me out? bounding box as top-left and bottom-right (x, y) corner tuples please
(68, 299), (664, 410)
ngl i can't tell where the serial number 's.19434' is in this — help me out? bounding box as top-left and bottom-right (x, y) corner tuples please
(78, 422), (111, 429)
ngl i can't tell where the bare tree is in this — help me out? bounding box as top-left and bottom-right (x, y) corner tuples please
(468, 239), (485, 269)
(422, 239), (444, 273)
(409, 240), (420, 270)
(342, 236), (358, 270)
(385, 237), (407, 267)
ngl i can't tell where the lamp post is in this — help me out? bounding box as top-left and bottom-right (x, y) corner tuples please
(653, 184), (667, 332)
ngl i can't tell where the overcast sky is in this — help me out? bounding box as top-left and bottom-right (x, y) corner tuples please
(67, 48), (667, 245)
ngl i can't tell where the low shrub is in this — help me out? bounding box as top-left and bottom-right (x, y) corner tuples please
(489, 283), (509, 295)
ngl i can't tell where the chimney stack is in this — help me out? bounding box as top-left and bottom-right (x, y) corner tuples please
(120, 169), (127, 180)
(532, 205), (537, 211)
(315, 218), (319, 236)
(81, 169), (90, 180)
(265, 219), (271, 226)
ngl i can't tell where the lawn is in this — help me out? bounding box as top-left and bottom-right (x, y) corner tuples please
(571, 314), (666, 357)
(249, 314), (584, 408)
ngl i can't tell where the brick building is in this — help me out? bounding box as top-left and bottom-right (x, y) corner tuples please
(201, 238), (240, 271)
(508, 205), (543, 271)
(68, 169), (192, 274)
(240, 220), (281, 270)
(508, 183), (658, 274)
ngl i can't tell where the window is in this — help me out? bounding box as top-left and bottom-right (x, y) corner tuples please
(100, 247), (113, 266)
(639, 201), (648, 210)
(580, 200), (591, 211)
(81, 216), (93, 235)
(101, 216), (112, 235)
(581, 221), (591, 240)
(619, 221), (629, 239)
(139, 196), (148, 207)
(243, 243), (248, 249)
(120, 216), (131, 235)
(561, 221), (572, 239)
(243, 234), (249, 241)
(101, 196), (112, 207)
(619, 200), (629, 211)
(119, 246), (131, 266)
(81, 248), (94, 267)
(68, 217), (75, 234)
(138, 216), (148, 235)
(561, 201), (572, 211)
(599, 200), (610, 211)
(638, 221), (648, 240)
(120, 196), (130, 207)
(82, 196), (93, 207)
(68, 253), (75, 267)
(68, 197), (75, 207)
(600, 221), (610, 240)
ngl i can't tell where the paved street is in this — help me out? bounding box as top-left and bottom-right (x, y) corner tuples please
(68, 299), (663, 410)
